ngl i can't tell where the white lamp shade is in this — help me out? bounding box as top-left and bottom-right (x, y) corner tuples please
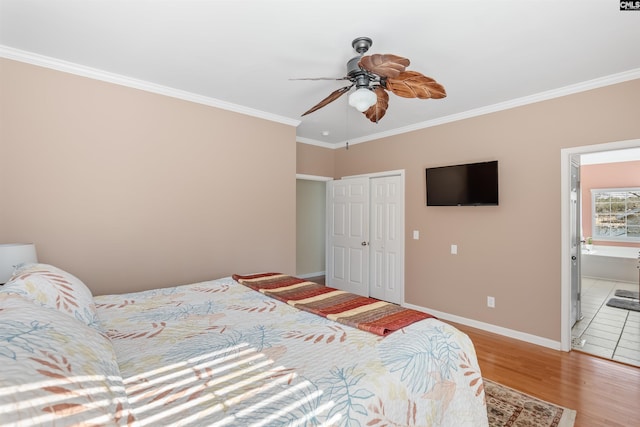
(348, 88), (377, 112)
(0, 243), (38, 283)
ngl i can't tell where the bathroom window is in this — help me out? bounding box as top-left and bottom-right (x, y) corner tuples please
(591, 188), (640, 241)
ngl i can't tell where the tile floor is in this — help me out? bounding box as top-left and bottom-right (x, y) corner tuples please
(571, 277), (640, 367)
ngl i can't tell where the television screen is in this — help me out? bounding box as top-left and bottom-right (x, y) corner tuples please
(426, 160), (499, 206)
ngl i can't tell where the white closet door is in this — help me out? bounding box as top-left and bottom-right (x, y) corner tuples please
(326, 178), (370, 297)
(369, 175), (403, 304)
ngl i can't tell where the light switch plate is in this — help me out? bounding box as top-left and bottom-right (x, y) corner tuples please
(451, 244), (457, 254)
(413, 230), (419, 240)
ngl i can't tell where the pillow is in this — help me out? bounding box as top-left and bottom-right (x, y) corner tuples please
(0, 263), (101, 330)
(0, 294), (135, 426)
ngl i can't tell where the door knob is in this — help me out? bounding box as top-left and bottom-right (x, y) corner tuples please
(571, 255), (577, 260)
(361, 241), (369, 246)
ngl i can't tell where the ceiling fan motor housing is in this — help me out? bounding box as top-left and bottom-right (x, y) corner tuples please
(347, 56), (370, 89)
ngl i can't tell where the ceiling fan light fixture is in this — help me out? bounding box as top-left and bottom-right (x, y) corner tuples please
(348, 88), (377, 112)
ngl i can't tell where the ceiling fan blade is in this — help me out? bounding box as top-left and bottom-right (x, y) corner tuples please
(301, 85), (353, 116)
(289, 77), (350, 81)
(363, 87), (389, 123)
(358, 54), (410, 78)
(385, 71), (447, 99)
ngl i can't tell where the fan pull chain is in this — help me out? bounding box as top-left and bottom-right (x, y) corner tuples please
(345, 97), (350, 150)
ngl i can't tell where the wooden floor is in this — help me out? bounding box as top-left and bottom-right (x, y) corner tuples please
(451, 322), (640, 427)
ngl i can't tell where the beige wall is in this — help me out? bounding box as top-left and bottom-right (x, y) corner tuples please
(334, 79), (640, 342)
(0, 58), (297, 295)
(3, 55), (639, 343)
(296, 179), (326, 275)
(296, 142), (335, 178)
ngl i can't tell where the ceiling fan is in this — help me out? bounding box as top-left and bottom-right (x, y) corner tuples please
(298, 37), (446, 123)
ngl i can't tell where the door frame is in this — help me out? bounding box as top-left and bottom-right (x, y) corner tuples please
(336, 169), (405, 303)
(560, 138), (640, 351)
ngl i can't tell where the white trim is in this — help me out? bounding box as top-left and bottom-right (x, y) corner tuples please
(403, 302), (562, 351)
(296, 137), (337, 149)
(0, 45), (300, 128)
(297, 271), (325, 279)
(298, 68), (640, 149)
(296, 174), (333, 182)
(398, 173), (406, 306)
(560, 138), (640, 352)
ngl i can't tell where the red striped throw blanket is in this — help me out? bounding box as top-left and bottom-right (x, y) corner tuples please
(232, 273), (435, 336)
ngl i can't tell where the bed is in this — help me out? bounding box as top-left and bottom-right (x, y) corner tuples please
(0, 263), (488, 426)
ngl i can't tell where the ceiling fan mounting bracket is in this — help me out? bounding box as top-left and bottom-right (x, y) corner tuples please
(351, 37), (372, 55)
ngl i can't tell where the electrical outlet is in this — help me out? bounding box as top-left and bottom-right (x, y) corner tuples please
(487, 296), (495, 308)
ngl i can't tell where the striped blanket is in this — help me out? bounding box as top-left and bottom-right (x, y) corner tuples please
(232, 272), (434, 336)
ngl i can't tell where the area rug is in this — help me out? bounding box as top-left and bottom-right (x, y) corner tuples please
(606, 297), (640, 312)
(614, 289), (639, 300)
(485, 379), (576, 427)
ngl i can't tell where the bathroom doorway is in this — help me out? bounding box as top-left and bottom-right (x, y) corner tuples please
(568, 146), (640, 366)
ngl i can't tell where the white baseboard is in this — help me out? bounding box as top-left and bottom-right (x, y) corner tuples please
(297, 271), (325, 279)
(403, 302), (563, 351)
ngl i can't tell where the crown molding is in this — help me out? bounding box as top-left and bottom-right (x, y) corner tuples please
(295, 174), (333, 181)
(295, 136), (337, 149)
(3, 45), (637, 148)
(299, 67), (640, 150)
(0, 45), (301, 128)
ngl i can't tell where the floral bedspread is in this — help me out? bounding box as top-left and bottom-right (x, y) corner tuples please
(94, 277), (488, 426)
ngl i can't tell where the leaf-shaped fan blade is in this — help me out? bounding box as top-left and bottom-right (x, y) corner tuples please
(385, 71), (446, 99)
(358, 54), (410, 78)
(364, 87), (389, 123)
(301, 85), (353, 116)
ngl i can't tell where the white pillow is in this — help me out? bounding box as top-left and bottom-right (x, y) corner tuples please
(1, 263), (101, 330)
(0, 294), (135, 426)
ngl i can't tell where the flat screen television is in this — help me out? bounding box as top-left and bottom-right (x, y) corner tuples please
(426, 160), (499, 206)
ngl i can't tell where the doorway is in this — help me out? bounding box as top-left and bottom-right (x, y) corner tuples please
(562, 140), (640, 365)
(296, 175), (332, 279)
(570, 148), (640, 366)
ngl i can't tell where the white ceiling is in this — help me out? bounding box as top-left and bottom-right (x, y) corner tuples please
(581, 148), (640, 165)
(1, 0), (639, 147)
